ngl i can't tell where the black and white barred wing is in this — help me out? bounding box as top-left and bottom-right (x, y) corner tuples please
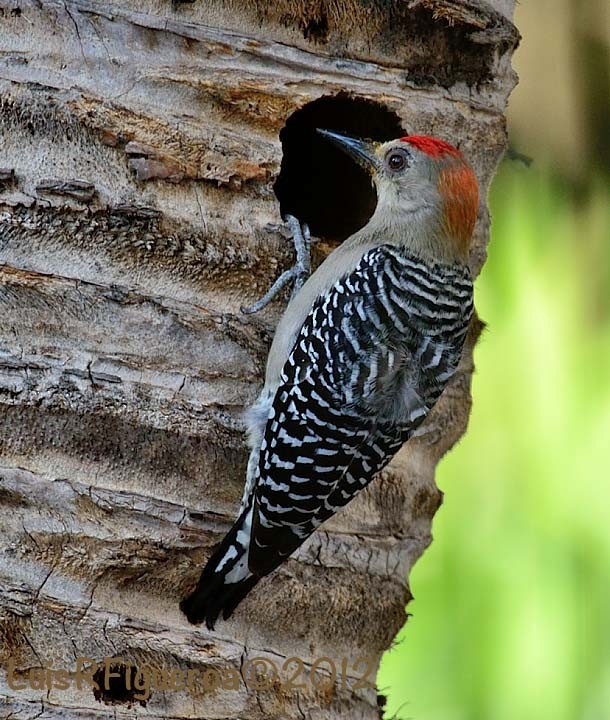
(249, 246), (472, 576)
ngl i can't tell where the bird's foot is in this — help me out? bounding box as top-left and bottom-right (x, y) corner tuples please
(241, 215), (314, 315)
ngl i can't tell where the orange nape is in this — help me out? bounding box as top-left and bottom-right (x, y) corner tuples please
(438, 162), (479, 255)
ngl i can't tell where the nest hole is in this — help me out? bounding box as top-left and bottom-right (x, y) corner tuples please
(274, 94), (406, 242)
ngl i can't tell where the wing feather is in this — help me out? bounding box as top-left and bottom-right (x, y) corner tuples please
(248, 245), (472, 575)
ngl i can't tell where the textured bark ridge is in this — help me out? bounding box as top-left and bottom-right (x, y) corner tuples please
(0, 1), (517, 718)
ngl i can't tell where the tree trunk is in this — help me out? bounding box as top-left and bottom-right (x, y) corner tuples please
(0, 1), (518, 718)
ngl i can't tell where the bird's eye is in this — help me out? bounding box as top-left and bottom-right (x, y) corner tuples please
(385, 149), (409, 172)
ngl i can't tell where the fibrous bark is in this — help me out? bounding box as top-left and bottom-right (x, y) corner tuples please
(0, 1), (518, 718)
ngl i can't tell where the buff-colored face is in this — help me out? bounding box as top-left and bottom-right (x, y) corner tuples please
(317, 130), (479, 258)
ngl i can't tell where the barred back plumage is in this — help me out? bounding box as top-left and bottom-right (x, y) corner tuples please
(250, 245), (473, 569)
(181, 242), (473, 628)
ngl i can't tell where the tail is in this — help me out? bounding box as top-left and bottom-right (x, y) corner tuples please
(180, 505), (260, 629)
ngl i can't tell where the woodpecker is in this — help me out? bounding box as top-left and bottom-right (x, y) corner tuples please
(181, 130), (479, 629)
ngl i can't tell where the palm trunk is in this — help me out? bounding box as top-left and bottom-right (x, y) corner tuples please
(0, 1), (518, 718)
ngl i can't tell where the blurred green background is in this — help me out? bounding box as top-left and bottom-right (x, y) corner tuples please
(379, 2), (610, 719)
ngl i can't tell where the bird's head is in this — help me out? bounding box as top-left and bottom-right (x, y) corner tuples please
(317, 129), (479, 263)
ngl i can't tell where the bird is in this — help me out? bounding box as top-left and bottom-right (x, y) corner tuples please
(180, 129), (479, 629)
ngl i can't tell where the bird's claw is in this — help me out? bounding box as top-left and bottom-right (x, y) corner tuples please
(241, 215), (314, 315)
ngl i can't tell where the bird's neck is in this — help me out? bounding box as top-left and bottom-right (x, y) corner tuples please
(347, 202), (468, 266)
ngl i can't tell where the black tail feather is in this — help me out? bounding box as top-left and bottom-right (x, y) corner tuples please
(180, 507), (259, 629)
(180, 575), (260, 630)
(221, 574), (260, 621)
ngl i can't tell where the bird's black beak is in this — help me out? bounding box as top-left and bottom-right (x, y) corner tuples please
(316, 129), (379, 175)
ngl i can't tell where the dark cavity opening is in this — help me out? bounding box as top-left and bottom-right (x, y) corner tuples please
(274, 94), (406, 243)
(92, 663), (148, 707)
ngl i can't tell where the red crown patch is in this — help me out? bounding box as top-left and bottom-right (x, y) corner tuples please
(401, 135), (462, 159)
